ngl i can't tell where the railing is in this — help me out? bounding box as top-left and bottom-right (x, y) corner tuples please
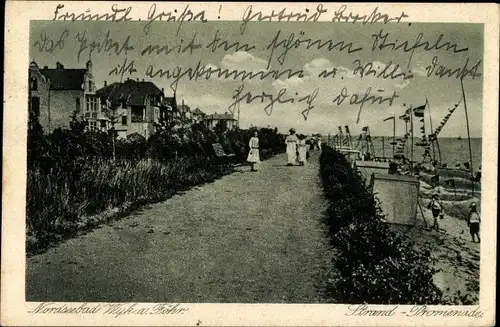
(131, 116), (145, 123)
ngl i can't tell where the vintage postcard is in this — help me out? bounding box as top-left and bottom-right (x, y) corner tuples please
(2, 1), (498, 326)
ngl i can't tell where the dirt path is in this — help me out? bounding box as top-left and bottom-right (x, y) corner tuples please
(26, 151), (334, 303)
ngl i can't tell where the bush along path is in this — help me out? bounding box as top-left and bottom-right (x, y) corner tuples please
(26, 151), (334, 303)
(26, 114), (285, 256)
(319, 146), (444, 304)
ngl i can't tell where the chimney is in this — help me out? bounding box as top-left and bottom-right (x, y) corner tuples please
(104, 81), (107, 87)
(161, 88), (164, 93)
(43, 65), (48, 69)
(136, 78), (139, 82)
(142, 79), (144, 82)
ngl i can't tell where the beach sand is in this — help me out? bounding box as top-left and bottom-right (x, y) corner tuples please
(392, 185), (481, 304)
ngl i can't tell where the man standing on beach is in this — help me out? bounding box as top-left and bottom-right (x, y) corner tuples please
(467, 203), (481, 243)
(427, 193), (443, 231)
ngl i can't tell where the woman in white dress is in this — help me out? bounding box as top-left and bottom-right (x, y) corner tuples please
(297, 134), (308, 166)
(247, 130), (260, 171)
(285, 128), (299, 166)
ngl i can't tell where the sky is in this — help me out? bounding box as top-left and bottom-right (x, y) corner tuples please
(30, 21), (483, 137)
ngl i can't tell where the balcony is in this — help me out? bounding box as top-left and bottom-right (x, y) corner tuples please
(131, 116), (145, 123)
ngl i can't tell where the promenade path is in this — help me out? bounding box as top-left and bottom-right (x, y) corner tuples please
(26, 151), (334, 303)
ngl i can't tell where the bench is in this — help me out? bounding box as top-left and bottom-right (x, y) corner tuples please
(212, 143), (236, 163)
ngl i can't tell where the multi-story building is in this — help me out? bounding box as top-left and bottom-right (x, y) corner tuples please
(28, 60), (97, 133)
(203, 112), (238, 130)
(160, 96), (177, 124)
(177, 101), (192, 121)
(191, 108), (206, 124)
(96, 78), (165, 139)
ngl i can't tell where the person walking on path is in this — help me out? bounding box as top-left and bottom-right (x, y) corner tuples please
(427, 193), (443, 231)
(467, 202), (481, 243)
(297, 135), (308, 166)
(285, 128), (299, 166)
(317, 136), (322, 150)
(247, 130), (260, 172)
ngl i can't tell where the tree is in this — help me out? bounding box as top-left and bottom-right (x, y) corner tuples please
(27, 95), (47, 169)
(104, 101), (120, 160)
(214, 120), (228, 136)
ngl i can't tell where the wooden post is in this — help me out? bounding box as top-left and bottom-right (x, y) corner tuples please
(460, 78), (475, 196)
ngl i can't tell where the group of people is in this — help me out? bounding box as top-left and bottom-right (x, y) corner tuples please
(427, 193), (480, 243)
(285, 128), (322, 166)
(285, 128), (308, 166)
(245, 128), (322, 171)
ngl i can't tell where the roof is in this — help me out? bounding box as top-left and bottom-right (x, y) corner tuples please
(204, 113), (236, 121)
(192, 108), (205, 115)
(96, 80), (163, 107)
(38, 68), (87, 90)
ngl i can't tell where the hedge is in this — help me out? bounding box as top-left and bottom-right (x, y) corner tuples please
(319, 146), (443, 304)
(26, 115), (285, 254)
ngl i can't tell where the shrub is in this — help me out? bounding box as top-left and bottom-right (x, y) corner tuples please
(26, 156), (229, 254)
(320, 146), (443, 304)
(26, 112), (285, 254)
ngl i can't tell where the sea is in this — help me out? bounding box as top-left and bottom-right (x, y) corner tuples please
(325, 136), (483, 171)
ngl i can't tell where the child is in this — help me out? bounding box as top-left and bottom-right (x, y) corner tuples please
(247, 130), (260, 171)
(467, 202), (480, 242)
(427, 193), (442, 231)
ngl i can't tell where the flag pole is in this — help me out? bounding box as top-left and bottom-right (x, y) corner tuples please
(426, 97), (436, 163)
(392, 115), (396, 159)
(405, 121), (409, 160)
(410, 105), (414, 173)
(382, 135), (385, 159)
(460, 78), (474, 196)
(237, 101), (241, 128)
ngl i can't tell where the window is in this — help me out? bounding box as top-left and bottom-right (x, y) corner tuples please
(88, 80), (93, 92)
(131, 107), (144, 122)
(76, 97), (81, 112)
(100, 121), (106, 128)
(122, 116), (127, 126)
(88, 121), (97, 131)
(31, 77), (38, 91)
(31, 97), (40, 117)
(86, 97), (98, 112)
